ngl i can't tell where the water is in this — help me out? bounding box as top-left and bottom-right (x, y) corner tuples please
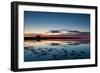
(24, 39), (90, 62)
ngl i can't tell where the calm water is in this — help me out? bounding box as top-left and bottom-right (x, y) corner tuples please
(24, 40), (90, 62)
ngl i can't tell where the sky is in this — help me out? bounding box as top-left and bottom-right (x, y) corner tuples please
(24, 11), (90, 34)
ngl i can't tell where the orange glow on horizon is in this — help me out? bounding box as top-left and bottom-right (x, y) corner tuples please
(24, 31), (54, 35)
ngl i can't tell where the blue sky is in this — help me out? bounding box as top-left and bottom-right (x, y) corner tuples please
(24, 11), (90, 33)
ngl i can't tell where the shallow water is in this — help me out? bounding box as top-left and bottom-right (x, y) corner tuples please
(24, 40), (90, 62)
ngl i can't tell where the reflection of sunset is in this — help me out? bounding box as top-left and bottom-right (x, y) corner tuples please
(24, 40), (74, 47)
(24, 39), (89, 47)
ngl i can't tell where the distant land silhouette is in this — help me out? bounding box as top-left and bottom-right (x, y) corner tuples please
(24, 30), (90, 41)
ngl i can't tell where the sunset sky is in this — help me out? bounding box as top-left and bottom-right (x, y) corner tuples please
(24, 11), (90, 34)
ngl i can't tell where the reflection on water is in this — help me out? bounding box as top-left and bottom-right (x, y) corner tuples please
(24, 39), (90, 62)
